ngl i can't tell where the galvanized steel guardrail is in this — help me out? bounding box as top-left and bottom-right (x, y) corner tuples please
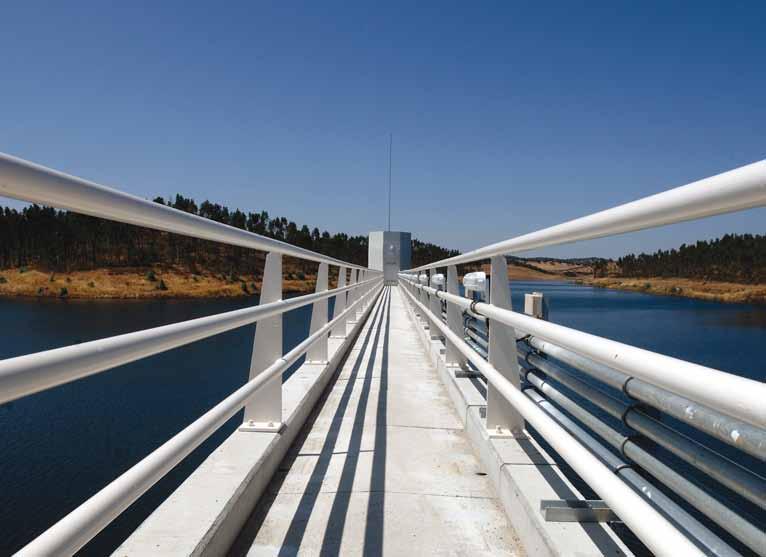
(0, 153), (383, 556)
(398, 159), (766, 557)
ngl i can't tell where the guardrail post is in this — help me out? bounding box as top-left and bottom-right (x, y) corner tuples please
(330, 266), (348, 338)
(446, 265), (468, 369)
(429, 271), (443, 340)
(347, 269), (358, 325)
(487, 255), (524, 437)
(307, 263), (329, 363)
(241, 252), (283, 432)
(357, 270), (366, 317)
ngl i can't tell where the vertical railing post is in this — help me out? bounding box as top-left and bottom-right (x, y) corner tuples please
(307, 262), (329, 364)
(429, 270), (442, 340)
(486, 255), (524, 436)
(357, 270), (366, 317)
(417, 273), (429, 327)
(331, 266), (348, 338)
(347, 269), (358, 324)
(445, 265), (467, 369)
(241, 252), (283, 432)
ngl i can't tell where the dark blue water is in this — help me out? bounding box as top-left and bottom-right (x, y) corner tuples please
(0, 293), (330, 556)
(0, 283), (763, 555)
(506, 282), (765, 555)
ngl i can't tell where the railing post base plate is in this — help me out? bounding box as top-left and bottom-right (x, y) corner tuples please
(239, 420), (284, 433)
(454, 369), (482, 379)
(487, 426), (527, 439)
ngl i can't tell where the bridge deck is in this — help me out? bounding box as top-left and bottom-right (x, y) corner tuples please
(230, 285), (521, 556)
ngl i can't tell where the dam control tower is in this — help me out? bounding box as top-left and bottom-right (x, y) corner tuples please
(368, 230), (411, 284)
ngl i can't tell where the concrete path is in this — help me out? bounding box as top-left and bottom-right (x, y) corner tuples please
(231, 286), (522, 557)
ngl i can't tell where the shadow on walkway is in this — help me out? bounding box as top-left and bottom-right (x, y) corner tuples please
(229, 287), (391, 557)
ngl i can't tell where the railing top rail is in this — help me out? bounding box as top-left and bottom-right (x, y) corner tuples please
(404, 159), (766, 271)
(399, 275), (766, 429)
(0, 152), (370, 270)
(0, 275), (381, 406)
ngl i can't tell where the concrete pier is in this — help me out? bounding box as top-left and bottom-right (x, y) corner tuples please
(229, 286), (522, 556)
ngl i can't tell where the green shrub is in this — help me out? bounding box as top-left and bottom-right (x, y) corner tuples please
(88, 281), (95, 288)
(59, 287), (69, 298)
(241, 282), (249, 293)
(146, 270), (158, 282)
(644, 282), (651, 289)
(297, 271), (306, 281)
(19, 266), (27, 274)
(157, 279), (168, 291)
(192, 275), (199, 282)
(0, 276), (7, 284)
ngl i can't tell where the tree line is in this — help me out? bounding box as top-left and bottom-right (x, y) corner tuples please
(593, 234), (766, 284)
(0, 195), (457, 276)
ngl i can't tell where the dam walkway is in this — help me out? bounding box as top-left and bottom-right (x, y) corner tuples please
(229, 286), (521, 556)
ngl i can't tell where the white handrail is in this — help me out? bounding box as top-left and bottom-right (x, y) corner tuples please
(0, 152), (370, 270)
(15, 282), (385, 557)
(406, 159), (766, 271)
(399, 284), (703, 557)
(401, 276), (766, 429)
(0, 276), (380, 405)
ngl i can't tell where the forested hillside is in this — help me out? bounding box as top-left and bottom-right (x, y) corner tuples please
(0, 195), (457, 275)
(599, 234), (766, 284)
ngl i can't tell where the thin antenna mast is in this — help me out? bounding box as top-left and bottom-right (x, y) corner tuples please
(387, 133), (392, 231)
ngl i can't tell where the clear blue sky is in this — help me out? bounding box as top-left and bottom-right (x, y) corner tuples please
(1, 1), (763, 258)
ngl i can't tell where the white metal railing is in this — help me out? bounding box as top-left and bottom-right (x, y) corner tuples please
(405, 159), (766, 271)
(16, 286), (384, 557)
(401, 277), (765, 556)
(0, 273), (378, 406)
(0, 152), (367, 269)
(398, 160), (766, 557)
(399, 283), (703, 557)
(0, 152), (384, 556)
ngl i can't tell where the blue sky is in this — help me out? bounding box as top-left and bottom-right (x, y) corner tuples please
(1, 1), (763, 258)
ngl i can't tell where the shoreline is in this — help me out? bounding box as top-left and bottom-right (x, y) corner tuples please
(582, 277), (766, 304)
(0, 267), (318, 300)
(2, 267), (763, 305)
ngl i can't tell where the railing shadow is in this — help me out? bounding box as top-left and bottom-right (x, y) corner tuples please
(228, 287), (389, 556)
(317, 286), (391, 556)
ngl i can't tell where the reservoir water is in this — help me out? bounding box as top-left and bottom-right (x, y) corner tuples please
(1, 282), (763, 555)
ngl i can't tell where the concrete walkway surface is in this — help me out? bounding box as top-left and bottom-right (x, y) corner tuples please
(230, 286), (523, 557)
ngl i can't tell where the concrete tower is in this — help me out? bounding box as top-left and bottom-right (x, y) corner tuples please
(368, 231), (411, 284)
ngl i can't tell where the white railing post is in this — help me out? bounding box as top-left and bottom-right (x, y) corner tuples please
(347, 269), (358, 325)
(417, 273), (429, 328)
(357, 270), (366, 317)
(241, 252), (283, 432)
(429, 270), (442, 340)
(486, 255), (524, 436)
(306, 263), (329, 363)
(330, 266), (348, 338)
(445, 265), (467, 369)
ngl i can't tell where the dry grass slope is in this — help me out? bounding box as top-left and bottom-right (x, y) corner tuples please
(0, 266), (318, 299)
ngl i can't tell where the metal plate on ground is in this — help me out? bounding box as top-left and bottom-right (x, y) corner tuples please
(540, 500), (619, 523)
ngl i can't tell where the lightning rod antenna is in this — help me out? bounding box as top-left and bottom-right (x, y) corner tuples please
(387, 133), (392, 231)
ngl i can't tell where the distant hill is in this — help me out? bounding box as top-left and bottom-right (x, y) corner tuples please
(0, 196), (456, 276)
(594, 234), (766, 284)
